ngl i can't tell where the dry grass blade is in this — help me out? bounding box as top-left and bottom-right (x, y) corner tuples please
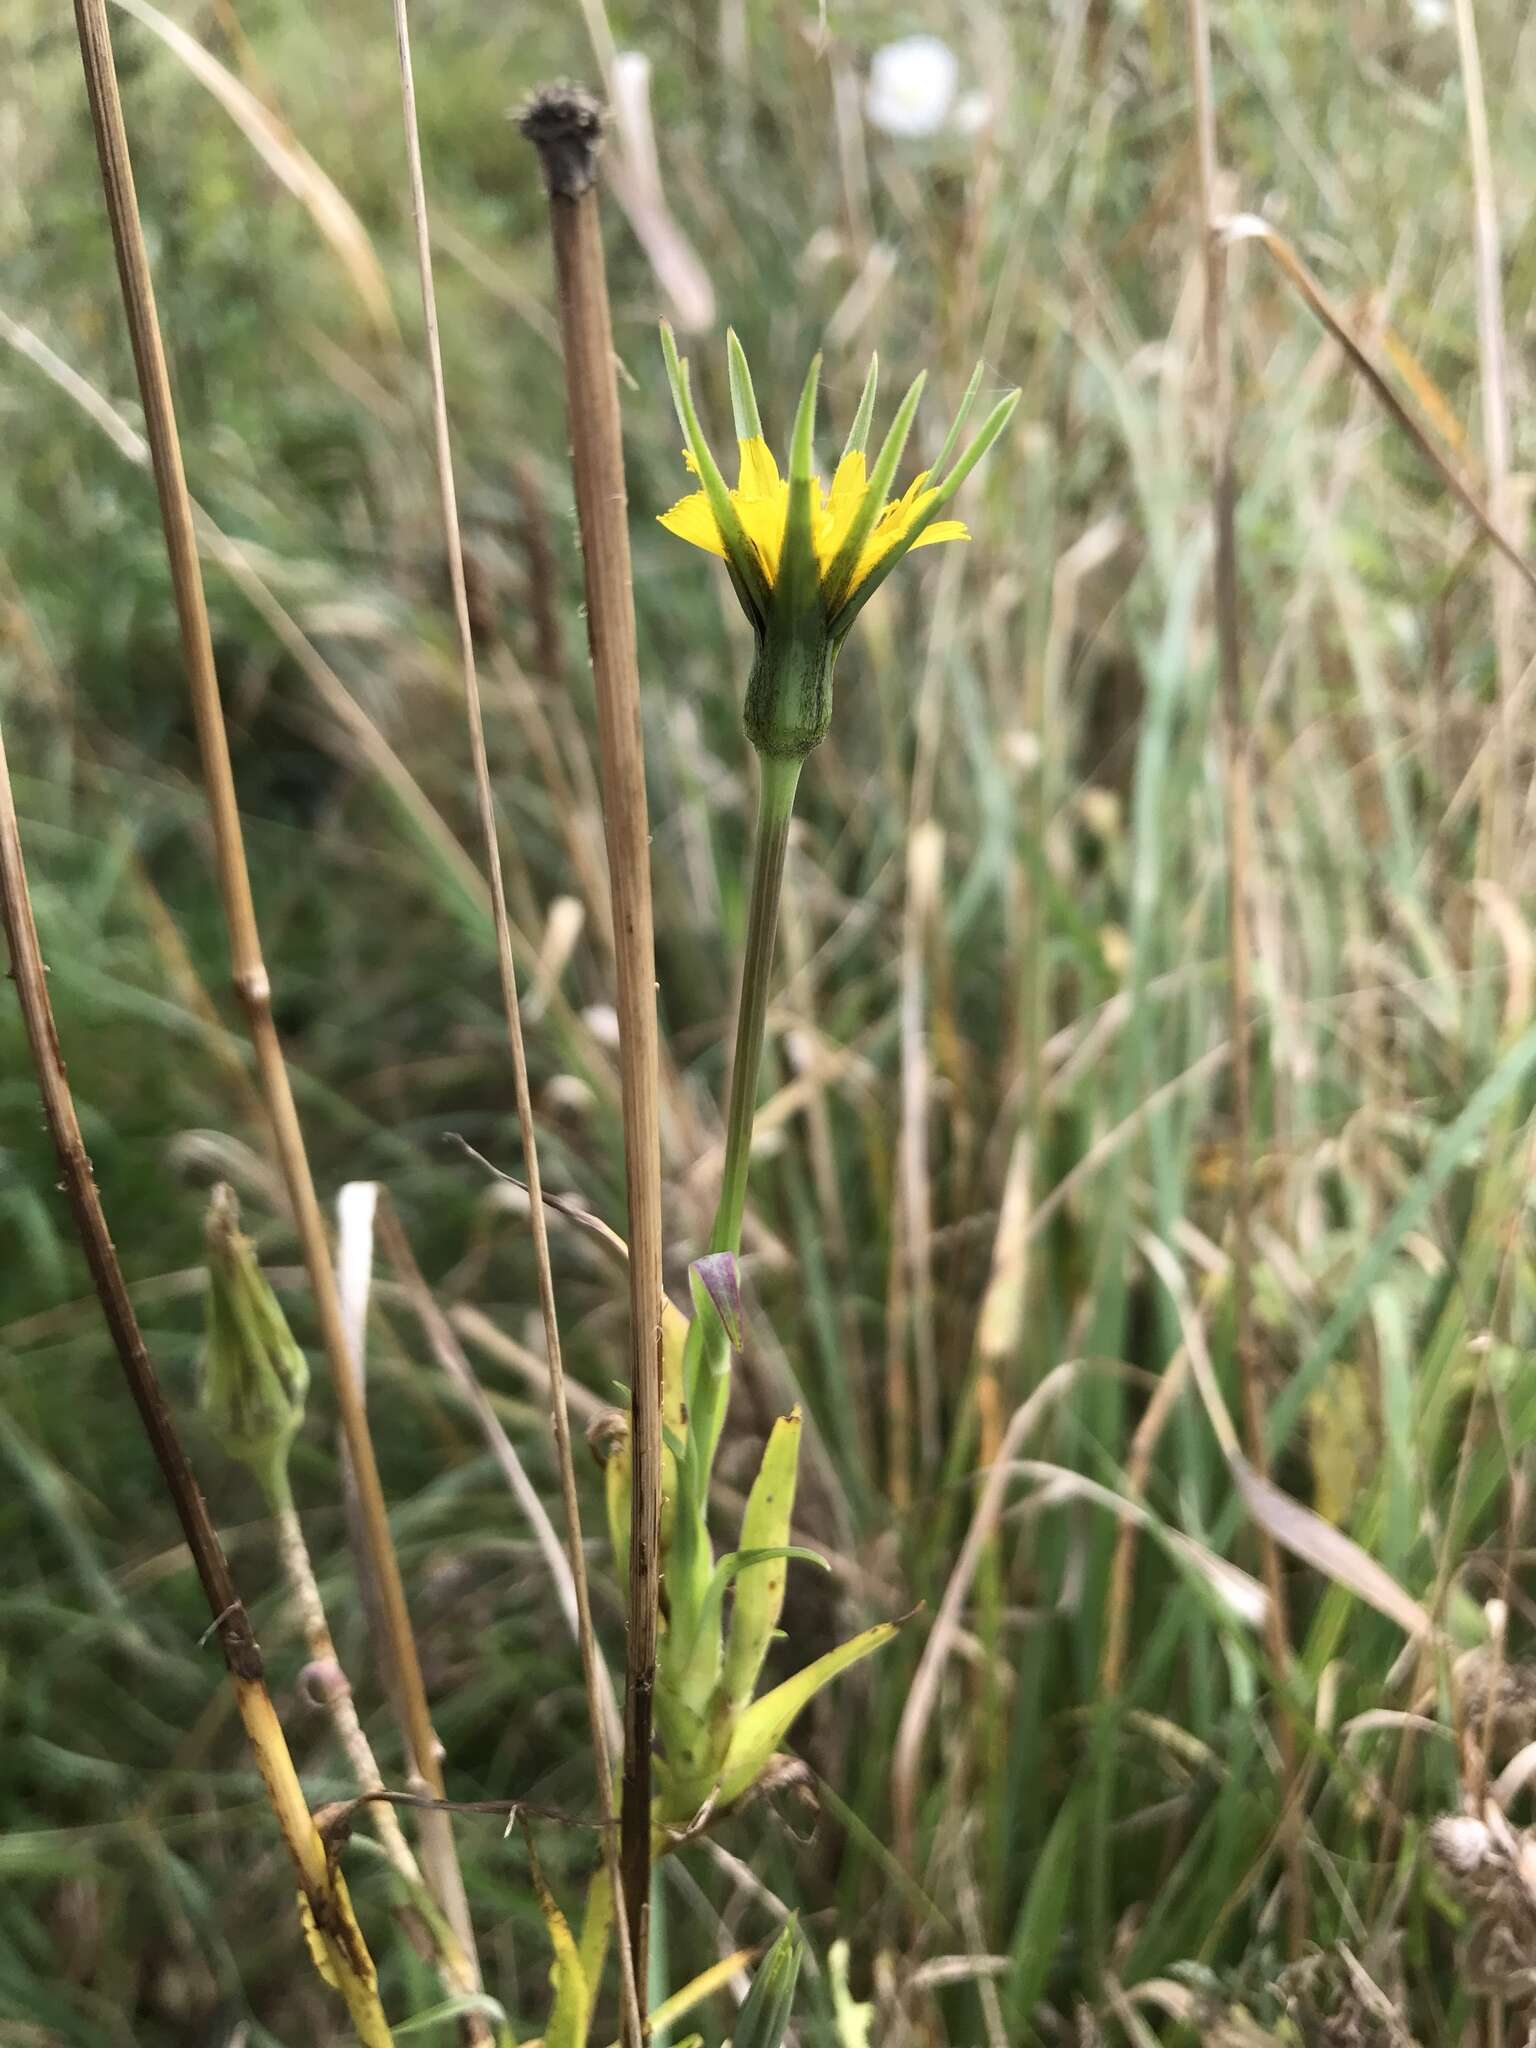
(899, 820), (944, 1490)
(375, 1198), (621, 1753)
(891, 1363), (1085, 1866)
(336, 1181), (380, 1377)
(1233, 1461), (1433, 1644)
(520, 82), (665, 2003)
(69, 0), (461, 1936)
(1101, 1342), (1193, 1695)
(1138, 1234), (1434, 1643)
(1225, 215), (1536, 601)
(0, 717), (394, 2044)
(1183, 0), (1299, 1949)
(264, 1447), (482, 2015)
(1452, 0), (1520, 864)
(109, 0), (395, 337)
(388, 11), (639, 2037)
(0, 304), (494, 923)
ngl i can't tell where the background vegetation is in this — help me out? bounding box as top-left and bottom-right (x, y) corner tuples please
(3, 0), (1535, 2041)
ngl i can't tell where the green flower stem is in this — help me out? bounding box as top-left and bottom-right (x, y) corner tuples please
(711, 752), (803, 1258)
(682, 750), (802, 1507)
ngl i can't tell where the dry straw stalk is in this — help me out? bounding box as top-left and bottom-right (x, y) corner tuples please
(520, 83), (666, 2001)
(0, 718), (393, 2045)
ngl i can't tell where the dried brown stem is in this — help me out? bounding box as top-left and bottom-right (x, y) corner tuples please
(70, 0), (460, 1932)
(521, 83), (665, 1999)
(268, 1474), (482, 2012)
(390, 21), (641, 2041)
(1184, 0), (1302, 1955)
(0, 713), (392, 2045)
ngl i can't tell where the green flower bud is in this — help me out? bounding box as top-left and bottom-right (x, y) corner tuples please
(659, 327), (1020, 763)
(200, 1184), (308, 1490)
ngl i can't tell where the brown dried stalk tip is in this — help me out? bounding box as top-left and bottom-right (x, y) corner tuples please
(517, 83), (606, 198)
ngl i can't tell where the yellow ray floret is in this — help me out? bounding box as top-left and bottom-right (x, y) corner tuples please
(659, 436), (968, 597)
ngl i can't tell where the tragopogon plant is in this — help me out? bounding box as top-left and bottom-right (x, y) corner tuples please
(550, 335), (1017, 2036)
(651, 331), (1018, 1816)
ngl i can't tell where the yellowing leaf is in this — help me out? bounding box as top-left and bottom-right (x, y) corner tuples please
(1305, 1363), (1371, 1527)
(723, 1412), (803, 1713)
(719, 1619), (901, 1807)
(297, 1889), (340, 1991)
(524, 1829), (592, 2048)
(661, 1294), (690, 1442)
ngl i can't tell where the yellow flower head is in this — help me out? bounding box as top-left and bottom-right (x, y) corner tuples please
(661, 435), (969, 603)
(658, 326), (1018, 757)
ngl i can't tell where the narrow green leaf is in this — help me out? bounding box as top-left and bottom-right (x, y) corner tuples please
(1006, 1787), (1082, 2025)
(723, 1412), (804, 1712)
(718, 1618), (902, 1807)
(729, 1920), (805, 2048)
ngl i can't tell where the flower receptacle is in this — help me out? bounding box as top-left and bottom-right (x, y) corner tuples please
(743, 624), (838, 760)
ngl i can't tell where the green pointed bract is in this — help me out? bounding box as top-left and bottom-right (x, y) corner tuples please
(841, 353), (879, 459)
(661, 321), (770, 621)
(722, 1411), (803, 1713)
(726, 327), (763, 440)
(932, 385), (1023, 507)
(776, 352), (822, 623)
(673, 1542), (824, 1718)
(730, 1920), (806, 2048)
(929, 358), (984, 480)
(682, 1257), (738, 1498)
(821, 369), (925, 615)
(200, 1184), (308, 1492)
(717, 1617), (902, 1809)
(829, 386), (1023, 634)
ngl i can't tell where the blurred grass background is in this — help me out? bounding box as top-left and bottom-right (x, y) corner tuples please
(4, 0), (1536, 2041)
